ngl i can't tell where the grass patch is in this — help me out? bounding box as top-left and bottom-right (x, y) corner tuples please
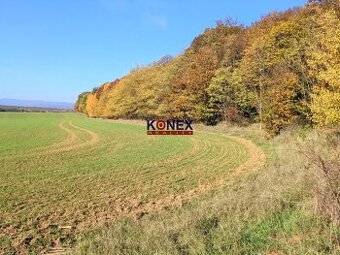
(0, 113), (257, 253)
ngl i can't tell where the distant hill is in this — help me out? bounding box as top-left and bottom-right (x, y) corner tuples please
(0, 99), (74, 110)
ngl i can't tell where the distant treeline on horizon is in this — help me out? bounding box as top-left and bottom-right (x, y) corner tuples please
(0, 105), (73, 113)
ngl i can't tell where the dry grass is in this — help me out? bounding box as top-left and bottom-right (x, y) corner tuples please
(299, 131), (340, 223)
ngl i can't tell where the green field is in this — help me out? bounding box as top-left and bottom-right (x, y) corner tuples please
(0, 113), (267, 254)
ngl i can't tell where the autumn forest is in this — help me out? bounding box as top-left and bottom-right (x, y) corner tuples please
(76, 0), (339, 135)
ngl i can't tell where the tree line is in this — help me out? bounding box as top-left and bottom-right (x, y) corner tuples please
(75, 0), (339, 135)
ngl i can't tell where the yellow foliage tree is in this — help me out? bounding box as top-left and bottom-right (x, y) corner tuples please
(308, 9), (340, 127)
(86, 94), (99, 117)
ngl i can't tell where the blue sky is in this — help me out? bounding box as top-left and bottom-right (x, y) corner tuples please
(0, 0), (306, 103)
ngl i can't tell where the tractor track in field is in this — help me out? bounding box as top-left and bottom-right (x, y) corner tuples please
(129, 135), (244, 197)
(55, 121), (78, 146)
(0, 121), (99, 161)
(67, 134), (266, 226)
(121, 135), (266, 218)
(37, 120), (100, 155)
